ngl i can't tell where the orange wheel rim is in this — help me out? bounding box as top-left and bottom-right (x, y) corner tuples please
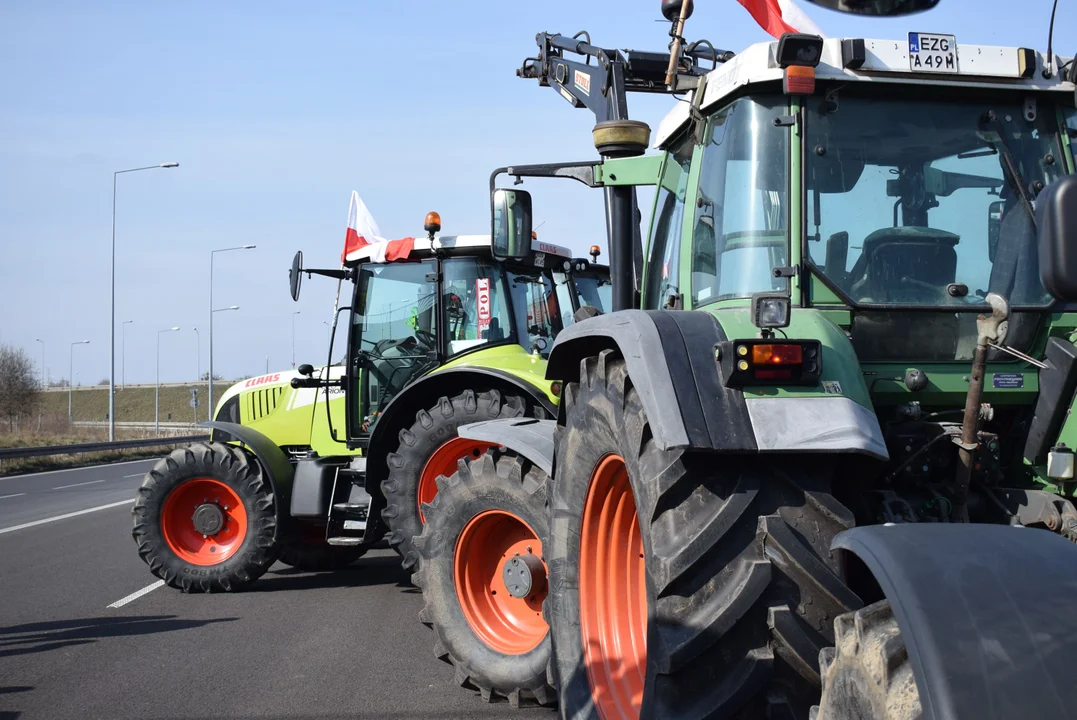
(454, 510), (548, 655)
(160, 478), (248, 566)
(418, 437), (495, 523)
(579, 454), (647, 719)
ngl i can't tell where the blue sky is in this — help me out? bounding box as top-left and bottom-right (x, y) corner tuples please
(0, 0), (1071, 387)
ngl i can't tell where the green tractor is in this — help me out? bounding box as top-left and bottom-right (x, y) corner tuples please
(407, 3), (1077, 717)
(131, 214), (610, 591)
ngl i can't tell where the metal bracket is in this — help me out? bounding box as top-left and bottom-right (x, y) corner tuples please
(773, 115), (798, 128)
(1023, 96), (1037, 123)
(772, 265), (799, 279)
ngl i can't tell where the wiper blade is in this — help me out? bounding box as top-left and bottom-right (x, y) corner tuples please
(979, 111), (1037, 232)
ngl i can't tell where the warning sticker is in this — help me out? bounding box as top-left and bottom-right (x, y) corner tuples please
(574, 69), (591, 96)
(476, 278), (491, 334)
(992, 373), (1024, 389)
(822, 381), (843, 395)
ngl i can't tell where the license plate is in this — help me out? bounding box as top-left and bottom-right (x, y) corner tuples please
(908, 32), (958, 73)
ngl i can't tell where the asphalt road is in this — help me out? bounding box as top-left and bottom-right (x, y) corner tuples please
(0, 459), (553, 720)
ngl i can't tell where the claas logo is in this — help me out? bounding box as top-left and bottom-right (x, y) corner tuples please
(244, 373), (281, 388)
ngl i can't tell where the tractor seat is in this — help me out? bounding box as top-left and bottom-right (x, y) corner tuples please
(847, 227), (960, 304)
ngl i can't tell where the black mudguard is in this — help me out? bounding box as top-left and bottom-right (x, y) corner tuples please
(456, 418), (556, 476)
(834, 523), (1077, 720)
(546, 309), (756, 452)
(201, 421), (295, 539)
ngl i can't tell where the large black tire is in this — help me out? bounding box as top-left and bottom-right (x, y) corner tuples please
(546, 350), (862, 719)
(277, 543), (365, 571)
(382, 389), (526, 570)
(132, 442), (279, 593)
(812, 601), (922, 720)
(412, 449), (555, 708)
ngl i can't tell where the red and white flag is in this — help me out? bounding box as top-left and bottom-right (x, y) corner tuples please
(341, 190), (415, 264)
(736, 0), (825, 40)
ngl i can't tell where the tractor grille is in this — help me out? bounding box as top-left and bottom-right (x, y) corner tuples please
(246, 386), (283, 422)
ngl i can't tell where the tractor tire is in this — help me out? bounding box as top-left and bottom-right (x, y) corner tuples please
(545, 349), (862, 719)
(132, 442), (279, 593)
(412, 449), (555, 708)
(382, 389), (526, 571)
(812, 601), (922, 720)
(277, 542), (365, 571)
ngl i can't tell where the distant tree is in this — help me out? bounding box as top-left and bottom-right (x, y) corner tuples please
(49, 378), (69, 388)
(0, 344), (42, 431)
(200, 372), (225, 382)
(98, 378), (109, 386)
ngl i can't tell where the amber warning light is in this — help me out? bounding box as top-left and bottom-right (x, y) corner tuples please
(424, 211), (442, 238)
(722, 340), (821, 387)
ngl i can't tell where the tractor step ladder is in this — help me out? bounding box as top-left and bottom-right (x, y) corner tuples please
(326, 457), (371, 545)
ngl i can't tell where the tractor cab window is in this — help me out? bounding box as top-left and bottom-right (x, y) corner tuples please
(352, 261), (438, 433)
(805, 94), (1064, 308)
(508, 270), (560, 356)
(644, 134), (693, 310)
(572, 271), (612, 314)
(690, 95), (790, 307)
(442, 257), (513, 357)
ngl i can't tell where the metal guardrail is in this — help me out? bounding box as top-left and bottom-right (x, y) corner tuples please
(0, 435), (209, 461)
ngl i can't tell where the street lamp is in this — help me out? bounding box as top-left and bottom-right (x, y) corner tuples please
(35, 338), (44, 388)
(209, 246), (255, 420)
(110, 162), (179, 443)
(69, 340), (90, 422)
(292, 311), (301, 368)
(121, 319), (133, 390)
(156, 327), (180, 434)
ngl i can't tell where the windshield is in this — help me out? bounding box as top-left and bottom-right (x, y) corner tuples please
(805, 93), (1066, 308)
(352, 261), (438, 431)
(573, 272), (612, 314)
(508, 270), (561, 356)
(442, 257), (513, 356)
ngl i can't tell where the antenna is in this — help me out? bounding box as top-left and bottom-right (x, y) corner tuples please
(1045, 0), (1060, 78)
(662, 0), (694, 88)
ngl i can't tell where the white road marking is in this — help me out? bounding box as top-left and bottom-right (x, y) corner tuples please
(0, 457), (157, 481)
(0, 498), (134, 535)
(0, 493), (26, 500)
(52, 478), (107, 490)
(123, 473), (146, 478)
(107, 580), (165, 608)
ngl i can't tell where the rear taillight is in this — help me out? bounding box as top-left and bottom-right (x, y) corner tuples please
(721, 340), (822, 387)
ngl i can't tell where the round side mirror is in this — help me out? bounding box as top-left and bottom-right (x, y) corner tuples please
(297, 363), (314, 377)
(289, 251), (303, 302)
(801, 0), (939, 15)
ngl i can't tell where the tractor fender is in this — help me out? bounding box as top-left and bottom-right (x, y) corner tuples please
(363, 367), (558, 497)
(834, 523), (1077, 720)
(201, 421), (295, 539)
(546, 309), (887, 458)
(457, 418), (556, 476)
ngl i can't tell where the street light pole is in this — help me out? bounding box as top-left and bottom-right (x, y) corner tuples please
(69, 340), (90, 422)
(110, 162), (178, 443)
(156, 327), (180, 435)
(35, 338), (44, 387)
(292, 311), (301, 368)
(121, 320), (133, 390)
(209, 246), (255, 420)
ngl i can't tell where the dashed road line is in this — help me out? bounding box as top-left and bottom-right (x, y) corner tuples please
(0, 493), (26, 500)
(52, 478), (107, 490)
(0, 498), (134, 535)
(123, 473), (146, 478)
(108, 580), (165, 608)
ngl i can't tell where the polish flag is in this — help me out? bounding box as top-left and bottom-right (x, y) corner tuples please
(736, 0), (825, 39)
(341, 190), (416, 263)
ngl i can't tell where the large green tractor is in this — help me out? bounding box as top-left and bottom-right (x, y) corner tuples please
(410, 4), (1077, 717)
(131, 215), (610, 592)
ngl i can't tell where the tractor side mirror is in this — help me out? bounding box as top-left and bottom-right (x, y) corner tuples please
(1037, 176), (1077, 301)
(491, 188), (533, 261)
(297, 363), (314, 377)
(801, 0), (939, 15)
(289, 251), (303, 302)
(988, 200), (1004, 263)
